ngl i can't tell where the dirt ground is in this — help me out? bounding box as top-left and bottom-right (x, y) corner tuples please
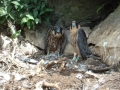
(0, 35), (119, 90)
(0, 53), (120, 90)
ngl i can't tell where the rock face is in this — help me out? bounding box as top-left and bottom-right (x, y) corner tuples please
(88, 5), (120, 66)
(48, 0), (118, 28)
(24, 23), (48, 49)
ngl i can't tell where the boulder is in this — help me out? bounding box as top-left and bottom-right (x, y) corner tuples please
(25, 30), (46, 49)
(24, 23), (48, 49)
(88, 5), (120, 66)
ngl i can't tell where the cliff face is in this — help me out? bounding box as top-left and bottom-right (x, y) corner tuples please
(88, 5), (120, 67)
(48, 0), (118, 28)
(24, 0), (120, 68)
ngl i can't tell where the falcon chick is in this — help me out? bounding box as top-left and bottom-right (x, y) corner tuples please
(70, 21), (99, 61)
(44, 25), (67, 57)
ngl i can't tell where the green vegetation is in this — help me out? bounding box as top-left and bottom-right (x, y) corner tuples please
(96, 4), (105, 14)
(0, 0), (53, 38)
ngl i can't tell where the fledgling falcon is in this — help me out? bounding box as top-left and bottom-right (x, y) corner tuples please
(44, 25), (67, 56)
(70, 21), (99, 61)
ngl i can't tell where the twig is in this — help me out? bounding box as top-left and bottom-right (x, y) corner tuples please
(11, 38), (18, 60)
(57, 61), (66, 72)
(45, 57), (67, 69)
(43, 81), (60, 90)
(85, 71), (100, 79)
(35, 81), (60, 90)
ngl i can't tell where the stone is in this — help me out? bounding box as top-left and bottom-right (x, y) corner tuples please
(25, 30), (46, 49)
(0, 34), (12, 50)
(19, 41), (39, 55)
(88, 5), (120, 66)
(24, 23), (48, 49)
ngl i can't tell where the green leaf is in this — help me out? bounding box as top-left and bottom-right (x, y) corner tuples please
(0, 7), (7, 16)
(39, 17), (42, 23)
(27, 21), (31, 29)
(41, 3), (45, 9)
(26, 14), (34, 20)
(20, 5), (24, 9)
(6, 5), (12, 13)
(0, 0), (52, 30)
(21, 17), (28, 24)
(31, 21), (35, 27)
(15, 30), (21, 36)
(34, 0), (37, 4)
(11, 1), (20, 6)
(17, 5), (23, 11)
(96, 4), (105, 14)
(46, 8), (53, 12)
(0, 16), (7, 23)
(40, 10), (45, 15)
(46, 17), (49, 23)
(36, 5), (40, 10)
(35, 18), (40, 24)
(33, 10), (38, 17)
(11, 30), (21, 38)
(14, 5), (18, 9)
(9, 13), (14, 20)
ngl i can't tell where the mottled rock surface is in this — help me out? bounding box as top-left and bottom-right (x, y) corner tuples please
(88, 5), (120, 66)
(48, 0), (118, 28)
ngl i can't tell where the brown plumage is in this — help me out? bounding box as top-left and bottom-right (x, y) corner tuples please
(70, 21), (99, 61)
(44, 25), (66, 56)
(70, 21), (82, 60)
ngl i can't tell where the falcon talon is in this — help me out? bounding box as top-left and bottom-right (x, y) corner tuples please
(76, 57), (80, 62)
(72, 57), (76, 61)
(57, 52), (60, 58)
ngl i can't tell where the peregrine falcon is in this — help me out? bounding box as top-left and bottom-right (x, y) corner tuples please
(44, 25), (67, 56)
(70, 21), (99, 61)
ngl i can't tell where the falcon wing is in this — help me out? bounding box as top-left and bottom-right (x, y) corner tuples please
(77, 29), (92, 60)
(59, 33), (67, 55)
(44, 28), (52, 55)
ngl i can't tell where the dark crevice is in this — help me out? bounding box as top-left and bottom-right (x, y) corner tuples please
(88, 43), (96, 47)
(79, 0), (120, 29)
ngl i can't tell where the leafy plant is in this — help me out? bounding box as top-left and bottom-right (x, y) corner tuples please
(0, 0), (53, 30)
(7, 19), (21, 38)
(96, 4), (105, 14)
(11, 30), (21, 39)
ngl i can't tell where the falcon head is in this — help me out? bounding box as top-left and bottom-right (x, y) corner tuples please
(70, 21), (80, 30)
(51, 26), (64, 37)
